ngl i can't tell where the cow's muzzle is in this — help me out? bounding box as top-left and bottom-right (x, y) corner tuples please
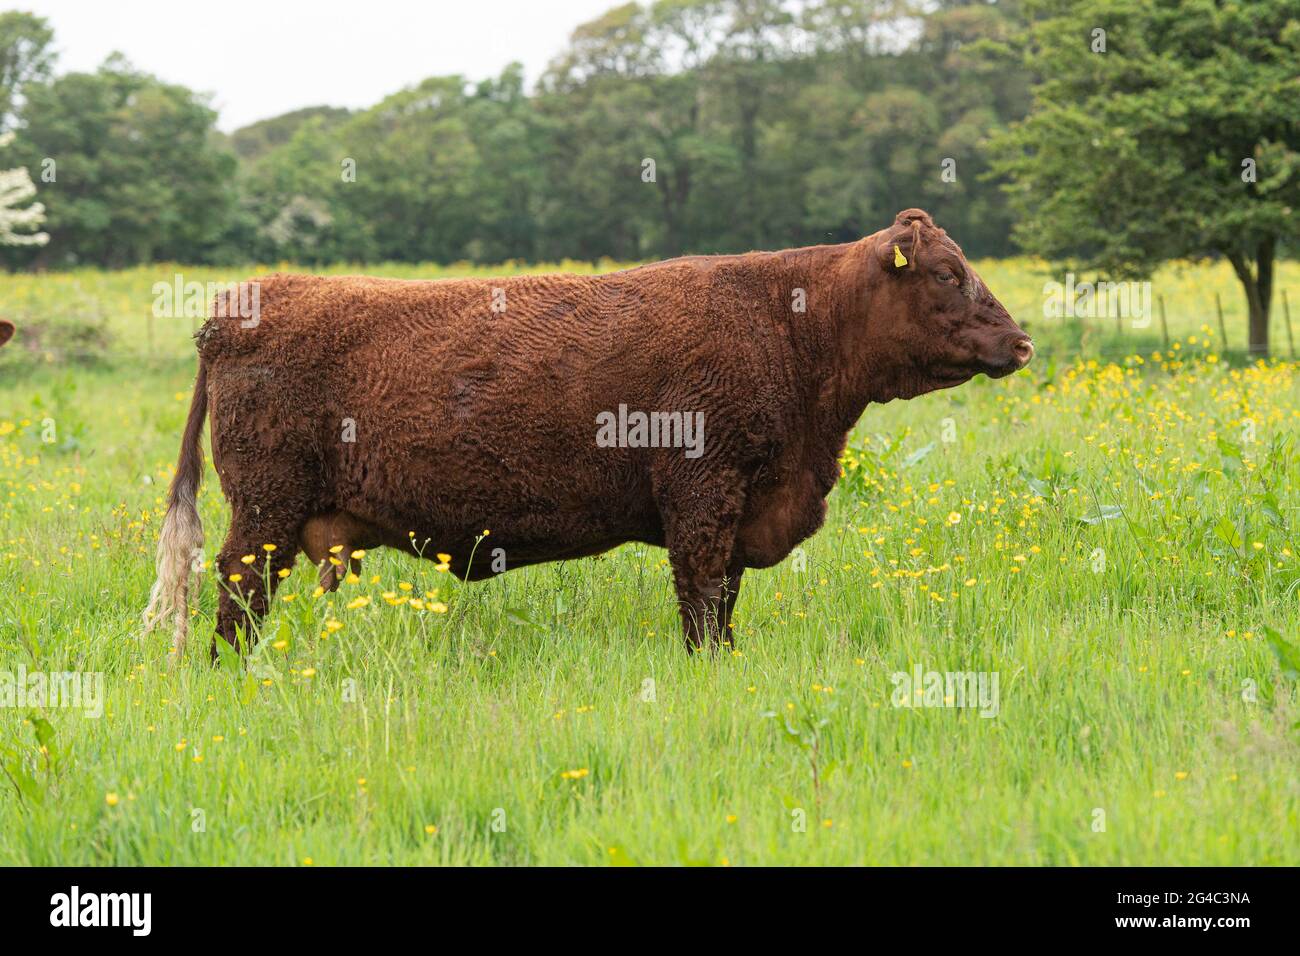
(1012, 338), (1034, 367)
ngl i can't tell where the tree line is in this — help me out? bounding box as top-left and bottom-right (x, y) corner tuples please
(0, 1), (1031, 268)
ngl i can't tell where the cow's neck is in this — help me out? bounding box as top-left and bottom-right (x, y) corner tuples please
(741, 240), (882, 496)
(774, 240), (901, 433)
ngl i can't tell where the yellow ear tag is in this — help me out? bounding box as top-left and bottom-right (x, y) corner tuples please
(893, 244), (908, 268)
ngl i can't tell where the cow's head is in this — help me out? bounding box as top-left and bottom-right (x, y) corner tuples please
(860, 208), (1032, 401)
(0, 320), (14, 349)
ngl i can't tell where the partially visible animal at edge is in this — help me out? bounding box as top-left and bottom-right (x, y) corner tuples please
(143, 208), (1033, 660)
(0, 320), (14, 349)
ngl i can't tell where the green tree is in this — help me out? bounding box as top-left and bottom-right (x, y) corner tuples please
(235, 113), (360, 264)
(0, 11), (54, 131)
(15, 54), (236, 266)
(991, 0), (1300, 356)
(542, 1), (719, 258)
(533, 73), (659, 261)
(228, 105), (352, 162)
(331, 76), (484, 263)
(462, 64), (546, 263)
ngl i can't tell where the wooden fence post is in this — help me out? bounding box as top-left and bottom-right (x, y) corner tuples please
(1158, 294), (1169, 351)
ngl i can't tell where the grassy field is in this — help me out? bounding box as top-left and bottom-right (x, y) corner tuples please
(1, 259), (1298, 865)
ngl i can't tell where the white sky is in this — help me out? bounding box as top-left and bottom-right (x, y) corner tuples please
(19, 0), (618, 130)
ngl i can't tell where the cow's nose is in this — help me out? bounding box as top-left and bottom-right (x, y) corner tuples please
(1012, 338), (1034, 367)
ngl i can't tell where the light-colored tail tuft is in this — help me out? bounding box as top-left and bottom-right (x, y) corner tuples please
(142, 362), (208, 655)
(142, 488), (204, 654)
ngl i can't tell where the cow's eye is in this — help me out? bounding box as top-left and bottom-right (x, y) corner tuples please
(935, 271), (958, 285)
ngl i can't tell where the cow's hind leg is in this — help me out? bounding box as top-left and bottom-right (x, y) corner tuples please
(212, 507), (304, 662)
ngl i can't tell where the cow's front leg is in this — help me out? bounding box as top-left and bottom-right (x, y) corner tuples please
(662, 485), (745, 653)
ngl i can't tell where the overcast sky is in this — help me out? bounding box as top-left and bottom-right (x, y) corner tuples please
(19, 0), (617, 130)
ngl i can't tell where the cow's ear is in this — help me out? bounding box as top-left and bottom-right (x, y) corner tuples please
(0, 320), (14, 348)
(877, 210), (932, 274)
(877, 228), (918, 274)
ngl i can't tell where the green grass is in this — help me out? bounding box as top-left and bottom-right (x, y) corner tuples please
(1, 260), (1298, 865)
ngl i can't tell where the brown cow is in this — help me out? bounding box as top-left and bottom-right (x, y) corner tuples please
(144, 209), (1032, 659)
(0, 320), (13, 348)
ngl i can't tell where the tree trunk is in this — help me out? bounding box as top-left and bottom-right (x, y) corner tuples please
(657, 164), (690, 258)
(1226, 238), (1275, 359)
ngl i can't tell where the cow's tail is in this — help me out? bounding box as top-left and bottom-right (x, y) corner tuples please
(143, 361), (208, 656)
